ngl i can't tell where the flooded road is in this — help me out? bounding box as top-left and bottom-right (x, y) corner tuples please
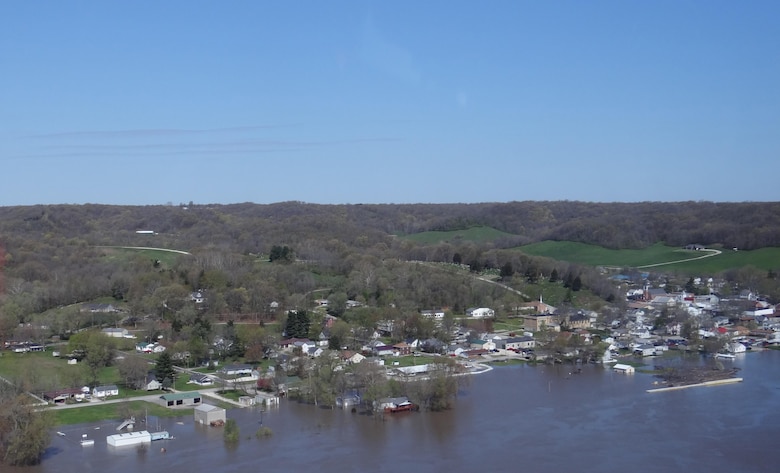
(14, 350), (780, 473)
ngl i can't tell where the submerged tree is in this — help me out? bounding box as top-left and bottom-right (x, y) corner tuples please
(223, 419), (240, 444)
(410, 357), (464, 411)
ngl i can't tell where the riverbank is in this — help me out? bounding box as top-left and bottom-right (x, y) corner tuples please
(646, 377), (744, 393)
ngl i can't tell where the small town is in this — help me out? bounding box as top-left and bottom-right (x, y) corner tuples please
(3, 261), (778, 455)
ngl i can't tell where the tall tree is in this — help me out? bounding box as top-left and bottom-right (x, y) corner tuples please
(500, 262), (514, 280)
(155, 352), (176, 387)
(68, 331), (116, 386)
(284, 310), (310, 338)
(571, 275), (583, 292)
(0, 384), (52, 466)
(118, 356), (151, 390)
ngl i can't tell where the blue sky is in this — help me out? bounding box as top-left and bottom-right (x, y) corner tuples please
(1, 1), (778, 206)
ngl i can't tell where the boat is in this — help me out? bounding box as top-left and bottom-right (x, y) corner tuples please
(715, 353), (736, 360)
(385, 402), (419, 413)
(384, 401), (419, 413)
(376, 396), (419, 413)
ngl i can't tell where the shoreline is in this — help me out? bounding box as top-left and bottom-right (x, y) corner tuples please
(646, 377), (743, 393)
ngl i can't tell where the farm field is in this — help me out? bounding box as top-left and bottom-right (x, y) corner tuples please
(98, 246), (188, 268)
(517, 241), (780, 273)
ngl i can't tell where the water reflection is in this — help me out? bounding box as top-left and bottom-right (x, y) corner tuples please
(11, 351), (780, 473)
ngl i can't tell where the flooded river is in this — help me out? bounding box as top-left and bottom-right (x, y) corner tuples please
(14, 350), (780, 473)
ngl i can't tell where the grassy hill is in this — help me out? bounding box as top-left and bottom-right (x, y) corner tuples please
(402, 226), (517, 244)
(517, 241), (780, 273)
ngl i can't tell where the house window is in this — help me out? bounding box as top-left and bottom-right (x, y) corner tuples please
(194, 397), (201, 404)
(176, 400), (183, 405)
(167, 401), (173, 406)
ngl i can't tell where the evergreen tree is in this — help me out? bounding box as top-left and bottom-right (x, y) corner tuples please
(269, 245), (294, 263)
(563, 272), (574, 288)
(685, 277), (696, 294)
(549, 268), (559, 283)
(500, 262), (514, 280)
(284, 310), (310, 338)
(572, 276), (583, 292)
(155, 352), (176, 386)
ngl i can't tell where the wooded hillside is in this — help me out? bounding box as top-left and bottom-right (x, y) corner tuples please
(0, 200), (778, 336)
(2, 200), (779, 253)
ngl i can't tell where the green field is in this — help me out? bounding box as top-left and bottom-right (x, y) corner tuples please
(517, 241), (780, 273)
(403, 226), (517, 244)
(98, 246), (188, 268)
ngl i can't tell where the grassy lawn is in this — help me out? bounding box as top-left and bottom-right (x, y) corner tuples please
(402, 226), (517, 244)
(385, 354), (439, 368)
(98, 246), (187, 268)
(50, 400), (190, 426)
(512, 280), (607, 311)
(213, 390), (244, 401)
(517, 242), (695, 267)
(516, 241), (780, 272)
(492, 319), (527, 333)
(487, 358), (526, 366)
(0, 351), (84, 381)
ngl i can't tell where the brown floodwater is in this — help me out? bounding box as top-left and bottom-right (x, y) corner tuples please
(12, 350), (780, 473)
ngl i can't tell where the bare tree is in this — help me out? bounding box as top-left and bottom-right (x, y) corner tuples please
(118, 355), (151, 390)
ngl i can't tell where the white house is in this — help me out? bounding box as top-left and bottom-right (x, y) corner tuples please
(470, 339), (496, 350)
(633, 344), (657, 357)
(340, 351), (366, 365)
(218, 364), (255, 377)
(93, 384), (119, 398)
(421, 309), (445, 319)
(307, 346), (325, 358)
(188, 374), (214, 386)
(613, 363), (635, 374)
(501, 336), (536, 350)
(136, 342), (165, 353)
(729, 342), (747, 354)
(102, 327), (129, 338)
(144, 373), (162, 391)
(467, 307), (495, 318)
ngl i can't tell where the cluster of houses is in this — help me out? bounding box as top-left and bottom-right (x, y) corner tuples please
(43, 384), (120, 404)
(606, 282), (780, 358)
(135, 342), (167, 353)
(4, 341), (45, 353)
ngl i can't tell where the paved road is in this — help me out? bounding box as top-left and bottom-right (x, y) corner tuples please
(636, 248), (722, 269)
(97, 245), (191, 255)
(46, 385), (245, 411)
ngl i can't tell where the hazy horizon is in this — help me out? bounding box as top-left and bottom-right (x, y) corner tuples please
(2, 1), (778, 206)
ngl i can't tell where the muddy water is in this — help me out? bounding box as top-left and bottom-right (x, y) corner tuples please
(13, 350), (780, 473)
